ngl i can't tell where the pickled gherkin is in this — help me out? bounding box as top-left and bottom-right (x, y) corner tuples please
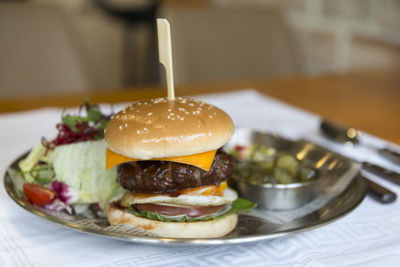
(275, 153), (298, 177)
(229, 144), (316, 184)
(274, 168), (295, 184)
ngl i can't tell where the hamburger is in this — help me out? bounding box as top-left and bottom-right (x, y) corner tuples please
(104, 97), (253, 238)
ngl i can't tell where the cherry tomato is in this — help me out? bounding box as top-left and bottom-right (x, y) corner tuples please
(23, 183), (56, 206)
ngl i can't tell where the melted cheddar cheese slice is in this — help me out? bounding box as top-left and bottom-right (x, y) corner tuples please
(106, 148), (217, 171)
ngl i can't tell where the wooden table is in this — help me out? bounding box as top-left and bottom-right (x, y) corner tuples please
(1, 70), (399, 144)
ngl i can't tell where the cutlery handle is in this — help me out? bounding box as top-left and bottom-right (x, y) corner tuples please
(379, 148), (400, 165)
(320, 120), (359, 143)
(362, 162), (400, 185)
(364, 177), (397, 203)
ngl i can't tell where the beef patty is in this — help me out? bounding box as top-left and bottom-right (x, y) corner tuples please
(117, 149), (234, 194)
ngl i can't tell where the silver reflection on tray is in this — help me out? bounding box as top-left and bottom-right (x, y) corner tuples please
(4, 129), (367, 245)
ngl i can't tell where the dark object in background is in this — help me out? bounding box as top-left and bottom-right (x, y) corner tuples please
(160, 5), (303, 84)
(93, 0), (160, 85)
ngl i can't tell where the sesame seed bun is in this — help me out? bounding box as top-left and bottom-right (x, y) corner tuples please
(104, 97), (234, 159)
(107, 203), (238, 238)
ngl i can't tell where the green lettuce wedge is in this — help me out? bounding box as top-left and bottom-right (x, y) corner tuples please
(51, 140), (121, 209)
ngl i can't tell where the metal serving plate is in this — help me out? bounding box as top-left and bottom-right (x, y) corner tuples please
(4, 130), (367, 246)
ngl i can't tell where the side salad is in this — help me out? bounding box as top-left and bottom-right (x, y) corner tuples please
(17, 99), (123, 215)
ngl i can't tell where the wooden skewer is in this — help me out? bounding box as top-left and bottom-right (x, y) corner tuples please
(157, 18), (175, 101)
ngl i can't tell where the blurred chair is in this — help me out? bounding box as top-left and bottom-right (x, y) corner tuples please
(160, 5), (303, 85)
(93, 0), (160, 85)
(0, 3), (92, 99)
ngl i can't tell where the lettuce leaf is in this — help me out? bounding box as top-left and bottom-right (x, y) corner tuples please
(51, 140), (120, 209)
(18, 143), (52, 182)
(128, 198), (257, 222)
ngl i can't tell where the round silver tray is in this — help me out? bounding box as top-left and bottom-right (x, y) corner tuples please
(4, 131), (367, 246)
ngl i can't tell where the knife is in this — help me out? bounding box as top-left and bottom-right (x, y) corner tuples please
(362, 162), (400, 186)
(364, 176), (397, 203)
(320, 120), (400, 165)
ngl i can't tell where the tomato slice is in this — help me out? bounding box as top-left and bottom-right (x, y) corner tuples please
(23, 183), (56, 206)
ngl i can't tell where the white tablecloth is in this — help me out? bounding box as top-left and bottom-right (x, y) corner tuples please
(1, 90), (400, 267)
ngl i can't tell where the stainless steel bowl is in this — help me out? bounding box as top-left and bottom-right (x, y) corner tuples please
(232, 176), (315, 210)
(227, 128), (359, 211)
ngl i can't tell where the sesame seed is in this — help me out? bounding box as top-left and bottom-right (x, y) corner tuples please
(185, 111), (190, 115)
(209, 115), (213, 119)
(171, 118), (175, 120)
(137, 103), (142, 105)
(125, 123), (128, 127)
(168, 108), (171, 112)
(189, 103), (194, 107)
(180, 118), (184, 120)
(119, 126), (123, 130)
(170, 113), (174, 116)
(167, 116), (171, 119)
(147, 112), (152, 116)
(136, 130), (140, 134)
(143, 128), (148, 131)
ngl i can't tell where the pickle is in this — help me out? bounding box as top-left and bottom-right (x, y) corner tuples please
(275, 153), (298, 177)
(231, 145), (316, 185)
(273, 167), (296, 184)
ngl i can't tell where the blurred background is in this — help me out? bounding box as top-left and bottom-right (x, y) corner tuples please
(1, 0), (400, 99)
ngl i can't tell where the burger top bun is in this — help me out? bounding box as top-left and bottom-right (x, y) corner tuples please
(104, 97), (234, 159)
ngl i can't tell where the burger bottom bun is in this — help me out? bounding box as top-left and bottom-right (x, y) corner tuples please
(107, 203), (238, 238)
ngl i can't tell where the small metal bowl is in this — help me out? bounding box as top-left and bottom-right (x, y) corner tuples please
(227, 128), (357, 211)
(231, 175), (315, 210)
